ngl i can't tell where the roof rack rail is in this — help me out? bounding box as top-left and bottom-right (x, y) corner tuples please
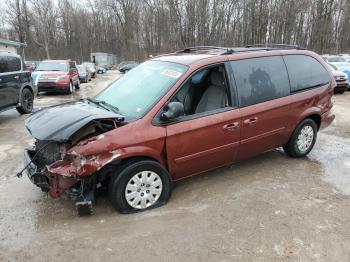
(176, 46), (229, 53)
(245, 43), (306, 50)
(173, 44), (305, 56)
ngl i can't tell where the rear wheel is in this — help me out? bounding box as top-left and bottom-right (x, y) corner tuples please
(283, 118), (317, 158)
(16, 88), (34, 114)
(109, 160), (172, 213)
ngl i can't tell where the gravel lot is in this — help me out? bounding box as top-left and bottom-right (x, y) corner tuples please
(1, 71), (350, 261)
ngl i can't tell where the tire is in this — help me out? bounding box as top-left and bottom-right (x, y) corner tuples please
(109, 160), (172, 214)
(283, 118), (318, 158)
(66, 81), (73, 94)
(16, 88), (34, 114)
(338, 89), (345, 94)
(75, 79), (80, 89)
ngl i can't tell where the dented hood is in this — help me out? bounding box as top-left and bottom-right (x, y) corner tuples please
(25, 100), (123, 141)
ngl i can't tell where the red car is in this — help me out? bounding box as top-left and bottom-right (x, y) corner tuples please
(328, 63), (349, 93)
(25, 61), (38, 72)
(35, 60), (80, 94)
(22, 45), (335, 215)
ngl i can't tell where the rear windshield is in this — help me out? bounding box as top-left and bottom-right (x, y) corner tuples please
(36, 62), (68, 72)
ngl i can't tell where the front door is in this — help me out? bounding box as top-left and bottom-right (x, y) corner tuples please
(164, 64), (241, 179)
(166, 109), (241, 179)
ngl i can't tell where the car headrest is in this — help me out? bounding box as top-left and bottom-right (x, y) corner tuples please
(210, 71), (224, 86)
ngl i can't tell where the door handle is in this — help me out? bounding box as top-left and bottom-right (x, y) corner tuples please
(243, 117), (258, 125)
(14, 75), (20, 80)
(223, 122), (239, 131)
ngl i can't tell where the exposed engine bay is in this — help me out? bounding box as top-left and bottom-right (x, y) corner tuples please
(21, 100), (126, 215)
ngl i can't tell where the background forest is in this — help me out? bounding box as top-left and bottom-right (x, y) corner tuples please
(1, 0), (350, 62)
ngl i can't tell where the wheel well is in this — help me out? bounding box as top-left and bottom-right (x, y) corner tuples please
(23, 85), (34, 95)
(305, 114), (321, 130)
(97, 156), (161, 185)
(119, 156), (160, 166)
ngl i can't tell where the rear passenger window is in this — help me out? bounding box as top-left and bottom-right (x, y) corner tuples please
(283, 55), (330, 92)
(230, 56), (290, 107)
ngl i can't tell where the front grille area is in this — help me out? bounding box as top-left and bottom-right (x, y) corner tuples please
(35, 140), (61, 167)
(336, 76), (346, 82)
(38, 77), (58, 82)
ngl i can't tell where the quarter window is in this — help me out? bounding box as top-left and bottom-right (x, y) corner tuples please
(283, 55), (330, 92)
(0, 56), (9, 73)
(230, 56), (290, 107)
(7, 56), (21, 71)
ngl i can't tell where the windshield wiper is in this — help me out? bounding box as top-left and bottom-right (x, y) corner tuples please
(87, 98), (120, 113)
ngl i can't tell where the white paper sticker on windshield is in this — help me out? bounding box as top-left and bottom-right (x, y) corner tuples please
(161, 69), (182, 78)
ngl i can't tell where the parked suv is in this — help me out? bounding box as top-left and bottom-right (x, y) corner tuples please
(21, 45), (335, 215)
(34, 60), (80, 94)
(82, 62), (97, 78)
(0, 52), (36, 114)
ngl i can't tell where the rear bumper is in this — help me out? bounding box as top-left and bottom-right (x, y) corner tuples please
(320, 110), (335, 130)
(79, 76), (88, 82)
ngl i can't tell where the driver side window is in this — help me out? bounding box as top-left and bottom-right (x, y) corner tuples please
(170, 65), (231, 116)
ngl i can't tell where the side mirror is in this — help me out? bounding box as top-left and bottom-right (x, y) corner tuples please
(161, 102), (184, 121)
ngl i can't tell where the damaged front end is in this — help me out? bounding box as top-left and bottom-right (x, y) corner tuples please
(22, 100), (126, 214)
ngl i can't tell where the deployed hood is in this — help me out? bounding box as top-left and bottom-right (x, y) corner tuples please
(25, 100), (124, 142)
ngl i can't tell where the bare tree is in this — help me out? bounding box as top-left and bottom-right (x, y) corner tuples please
(2, 0), (350, 61)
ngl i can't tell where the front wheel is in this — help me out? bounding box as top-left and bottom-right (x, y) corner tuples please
(109, 160), (172, 213)
(283, 118), (317, 158)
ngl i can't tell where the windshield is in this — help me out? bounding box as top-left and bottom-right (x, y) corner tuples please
(328, 64), (337, 71)
(327, 57), (346, 62)
(95, 60), (188, 118)
(83, 63), (95, 69)
(36, 62), (68, 72)
(119, 61), (135, 67)
(76, 65), (85, 73)
(333, 63), (350, 69)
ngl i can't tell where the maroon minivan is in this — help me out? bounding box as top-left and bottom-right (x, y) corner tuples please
(22, 45), (335, 215)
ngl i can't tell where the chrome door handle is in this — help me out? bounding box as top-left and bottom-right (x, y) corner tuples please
(223, 122), (239, 131)
(243, 117), (258, 125)
(14, 75), (20, 80)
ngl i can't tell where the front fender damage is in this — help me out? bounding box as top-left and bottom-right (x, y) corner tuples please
(46, 149), (121, 198)
(48, 149), (121, 178)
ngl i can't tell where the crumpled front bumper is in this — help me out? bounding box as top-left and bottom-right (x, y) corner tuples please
(24, 149), (50, 192)
(24, 148), (79, 198)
